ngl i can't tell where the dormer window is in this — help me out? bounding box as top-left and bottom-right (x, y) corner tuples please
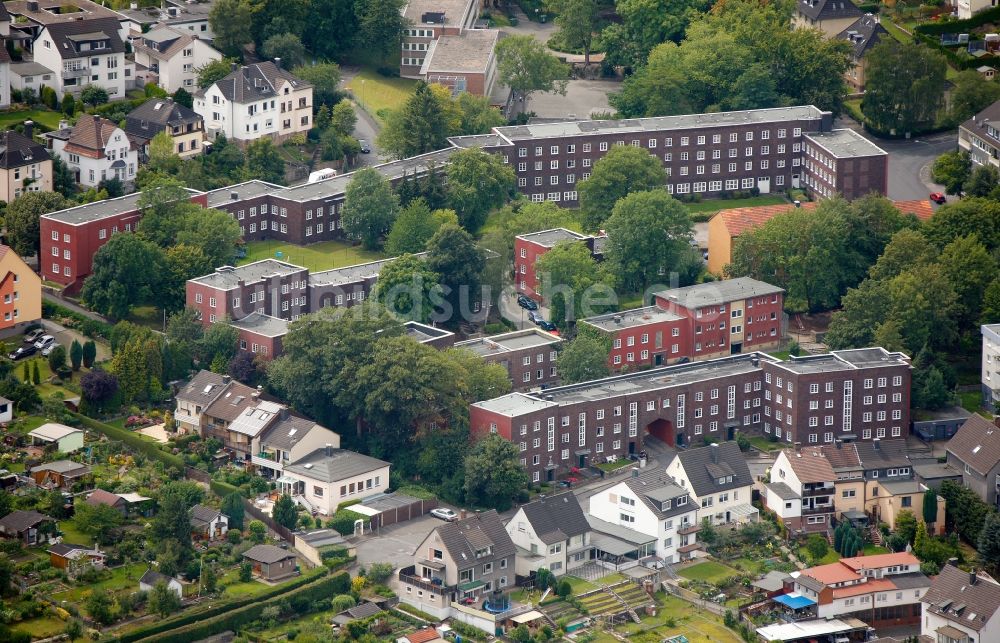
(718, 477), (726, 484)
(661, 499), (671, 511)
(475, 546), (492, 558)
(676, 496), (687, 506)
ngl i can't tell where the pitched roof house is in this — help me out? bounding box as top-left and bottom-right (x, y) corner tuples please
(838, 14), (889, 92)
(279, 446), (389, 515)
(190, 504), (228, 540)
(124, 97), (205, 159)
(48, 543), (106, 577)
(29, 460), (91, 489)
(946, 414), (1000, 510)
(792, 0), (863, 37)
(0, 510), (55, 544)
(131, 26), (222, 93)
(86, 488), (128, 514)
(921, 563), (1000, 642)
(400, 510), (516, 620)
(193, 61), (313, 143)
(0, 126), (52, 202)
(765, 448), (837, 534)
(139, 569), (183, 597)
(45, 114), (137, 188)
(32, 17), (131, 97)
(506, 491), (592, 575)
(0, 243), (42, 332)
(242, 544), (298, 581)
(666, 441), (757, 525)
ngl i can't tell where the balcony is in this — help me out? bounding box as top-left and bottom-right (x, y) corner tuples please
(251, 454), (283, 471)
(802, 484), (834, 496)
(678, 541), (704, 554)
(399, 566), (454, 595)
(62, 67), (91, 79)
(677, 523), (700, 536)
(801, 504), (834, 515)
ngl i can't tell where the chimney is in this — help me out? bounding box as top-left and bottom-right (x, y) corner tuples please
(222, 374), (231, 385)
(751, 355), (760, 367)
(23, 121), (33, 140)
(251, 391), (260, 401)
(231, 62), (238, 72)
(230, 191), (239, 200)
(710, 442), (719, 463)
(947, 557), (959, 568)
(325, 443), (333, 457)
(460, 509), (467, 520)
(27, 0), (38, 11)
(970, 569), (978, 585)
(279, 407), (289, 420)
(274, 57), (282, 68)
(631, 467), (639, 478)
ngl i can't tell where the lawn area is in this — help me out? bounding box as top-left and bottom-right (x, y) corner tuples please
(729, 557), (766, 576)
(219, 568), (273, 598)
(596, 458), (633, 473)
(797, 547), (840, 566)
(344, 69), (419, 125)
(239, 239), (386, 272)
(749, 436), (783, 452)
(844, 98), (864, 124)
(678, 560), (740, 585)
(7, 614), (68, 640)
(602, 593), (740, 643)
(126, 305), (165, 331)
(50, 562), (148, 603)
(57, 517), (94, 547)
(959, 391), (989, 415)
(563, 575), (597, 594)
(862, 544), (889, 556)
(16, 415), (49, 433)
(0, 109), (65, 131)
(480, 206), (582, 234)
(683, 194), (788, 219)
(881, 18), (912, 44)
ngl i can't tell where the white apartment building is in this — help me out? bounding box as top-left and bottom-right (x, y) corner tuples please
(33, 17), (131, 98)
(45, 114), (136, 188)
(194, 61), (312, 144)
(131, 26), (222, 93)
(665, 441), (758, 526)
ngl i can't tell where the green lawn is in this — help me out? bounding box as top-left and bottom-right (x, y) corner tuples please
(596, 458), (634, 472)
(881, 18), (912, 44)
(959, 391), (987, 415)
(219, 568), (274, 598)
(862, 544), (889, 556)
(798, 547), (840, 566)
(683, 194), (788, 218)
(7, 615), (68, 640)
(57, 517), (94, 547)
(749, 436), (783, 452)
(126, 305), (166, 331)
(50, 562), (148, 603)
(563, 575), (597, 594)
(604, 593), (741, 643)
(678, 560), (740, 585)
(0, 109), (65, 132)
(844, 99), (864, 124)
(239, 239), (387, 272)
(344, 69), (419, 125)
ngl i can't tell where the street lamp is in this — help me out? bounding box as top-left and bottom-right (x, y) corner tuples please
(360, 79), (366, 107)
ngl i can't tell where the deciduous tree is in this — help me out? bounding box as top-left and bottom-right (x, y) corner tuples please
(221, 492), (245, 531)
(864, 41), (947, 134)
(148, 581), (182, 617)
(577, 145), (666, 232)
(445, 148), (517, 233)
(464, 434), (529, 511)
(292, 63), (343, 107)
(546, 0), (600, 64)
(243, 138), (286, 184)
(495, 35), (569, 102)
(6, 192), (69, 258)
(197, 57), (239, 89)
(354, 0), (407, 63)
(374, 254), (441, 323)
(557, 332), (611, 384)
(536, 241), (612, 325)
(209, 0), (252, 58)
(385, 199), (457, 256)
(426, 224), (486, 325)
(261, 33), (306, 69)
(343, 168), (400, 249)
(931, 150), (972, 195)
(82, 234), (165, 319)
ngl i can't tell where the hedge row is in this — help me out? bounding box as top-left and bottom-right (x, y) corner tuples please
(72, 412), (186, 469)
(915, 5), (1000, 35)
(128, 570), (349, 643)
(209, 478), (241, 498)
(113, 567), (337, 643)
(41, 301), (114, 340)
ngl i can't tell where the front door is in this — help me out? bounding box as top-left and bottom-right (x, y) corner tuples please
(546, 469), (554, 482)
(578, 454), (587, 468)
(757, 177), (771, 194)
(730, 342), (742, 355)
(654, 353), (664, 366)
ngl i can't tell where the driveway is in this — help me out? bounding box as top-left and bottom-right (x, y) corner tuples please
(353, 514), (442, 570)
(338, 66), (388, 169)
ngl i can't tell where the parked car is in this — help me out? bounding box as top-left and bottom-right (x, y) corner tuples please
(41, 343), (60, 357)
(528, 311), (545, 325)
(430, 507), (458, 522)
(517, 295), (538, 310)
(358, 139), (371, 154)
(8, 345), (37, 361)
(23, 328), (45, 344)
(537, 320), (558, 332)
(929, 192), (946, 204)
(34, 335), (55, 351)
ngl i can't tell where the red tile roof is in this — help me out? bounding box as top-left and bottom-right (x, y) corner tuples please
(840, 552), (920, 572)
(892, 200), (934, 221)
(831, 578), (896, 599)
(800, 562), (860, 585)
(406, 628), (442, 643)
(715, 198), (934, 239)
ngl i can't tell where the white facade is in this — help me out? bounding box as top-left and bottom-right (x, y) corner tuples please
(587, 481), (698, 563)
(982, 324), (1000, 410)
(33, 27), (130, 98)
(666, 456), (754, 525)
(0, 58), (9, 110)
(50, 125), (136, 188)
(958, 0), (997, 19)
(281, 464), (390, 516)
(506, 508), (590, 575)
(133, 31), (222, 93)
(923, 603), (1000, 642)
(194, 64), (313, 143)
(9, 64), (57, 94)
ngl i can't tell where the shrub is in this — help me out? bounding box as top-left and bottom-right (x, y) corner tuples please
(366, 562), (393, 584)
(556, 579), (572, 598)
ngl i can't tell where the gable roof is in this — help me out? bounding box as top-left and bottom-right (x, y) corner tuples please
(622, 468), (693, 519)
(139, 569), (179, 586)
(243, 543), (296, 564)
(259, 414), (332, 452)
(853, 439), (911, 470)
(796, 0), (862, 22)
(190, 504), (225, 527)
(196, 61), (310, 104)
(0, 129), (50, 170)
(715, 202), (818, 237)
(921, 564), (1000, 631)
(284, 448), (388, 484)
(435, 510), (516, 568)
(816, 443), (863, 471)
(202, 380), (259, 422)
(838, 552), (919, 572)
(63, 114), (125, 157)
(945, 414), (1000, 475)
(125, 97), (202, 142)
(518, 491), (590, 544)
(838, 14), (889, 60)
(406, 627), (444, 643)
(176, 370), (228, 404)
(781, 448), (836, 483)
(674, 442), (753, 497)
(0, 510), (52, 532)
(48, 542), (98, 557)
(31, 460), (90, 475)
(28, 423), (82, 442)
(133, 26), (197, 60)
(86, 489), (125, 507)
(42, 18), (125, 60)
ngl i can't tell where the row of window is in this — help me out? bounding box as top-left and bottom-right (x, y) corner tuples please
(513, 129), (805, 157)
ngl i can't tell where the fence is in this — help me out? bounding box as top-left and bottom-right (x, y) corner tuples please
(244, 499), (296, 543)
(370, 497), (438, 528)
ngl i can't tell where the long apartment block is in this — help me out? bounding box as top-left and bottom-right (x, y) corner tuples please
(470, 348), (911, 481)
(39, 106), (886, 292)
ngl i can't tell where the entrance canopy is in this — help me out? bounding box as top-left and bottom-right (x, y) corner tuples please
(773, 593), (816, 610)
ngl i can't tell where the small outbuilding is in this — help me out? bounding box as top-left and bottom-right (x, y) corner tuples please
(28, 423), (84, 453)
(242, 544), (298, 581)
(139, 569), (184, 598)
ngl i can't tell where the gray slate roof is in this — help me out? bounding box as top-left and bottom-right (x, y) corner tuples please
(197, 61), (310, 104)
(176, 370), (227, 404)
(190, 504), (225, 527)
(43, 18), (125, 60)
(838, 14), (889, 60)
(854, 439), (911, 470)
(284, 448), (388, 484)
(0, 510), (52, 532)
(125, 98), (202, 142)
(259, 414), (326, 451)
(31, 460), (90, 475)
(623, 469), (694, 520)
(0, 130), (50, 170)
(674, 441), (753, 498)
(243, 544), (296, 564)
(796, 0), (862, 22)
(921, 564), (1000, 631)
(946, 414), (1000, 476)
(436, 510), (515, 568)
(518, 491), (589, 544)
(139, 569), (178, 586)
(766, 481), (800, 501)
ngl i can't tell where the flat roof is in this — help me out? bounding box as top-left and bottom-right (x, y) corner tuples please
(473, 352), (778, 416)
(582, 305), (683, 331)
(422, 29), (499, 74)
(449, 133), (504, 148)
(189, 259), (305, 290)
(118, 0), (215, 24)
(41, 188), (202, 225)
(404, 321), (454, 343)
(205, 180), (282, 208)
(516, 228), (588, 248)
(455, 329), (562, 356)
(803, 129), (887, 159)
(655, 277), (784, 310)
(10, 61), (56, 76)
(274, 148), (458, 203)
(5, 0), (123, 24)
(756, 617), (869, 641)
(493, 106), (825, 142)
(229, 312), (289, 337)
(402, 0), (477, 27)
(771, 348), (910, 375)
(309, 253), (425, 287)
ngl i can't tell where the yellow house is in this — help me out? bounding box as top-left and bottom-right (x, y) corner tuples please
(0, 126), (53, 203)
(124, 98), (205, 160)
(0, 245), (41, 331)
(866, 479), (946, 535)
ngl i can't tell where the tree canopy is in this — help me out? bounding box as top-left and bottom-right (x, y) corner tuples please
(343, 167), (400, 249)
(495, 35), (570, 102)
(445, 148), (517, 233)
(577, 145), (666, 232)
(863, 41), (947, 134)
(7, 192), (69, 258)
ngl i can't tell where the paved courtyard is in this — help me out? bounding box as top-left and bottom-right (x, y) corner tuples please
(353, 514), (443, 570)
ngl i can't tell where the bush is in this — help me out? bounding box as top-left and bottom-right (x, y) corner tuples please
(557, 579), (572, 598)
(366, 562), (393, 584)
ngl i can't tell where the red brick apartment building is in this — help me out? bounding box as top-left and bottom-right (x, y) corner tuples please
(453, 329), (563, 391)
(514, 228), (606, 301)
(580, 277), (785, 370)
(470, 348), (911, 482)
(39, 188), (207, 292)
